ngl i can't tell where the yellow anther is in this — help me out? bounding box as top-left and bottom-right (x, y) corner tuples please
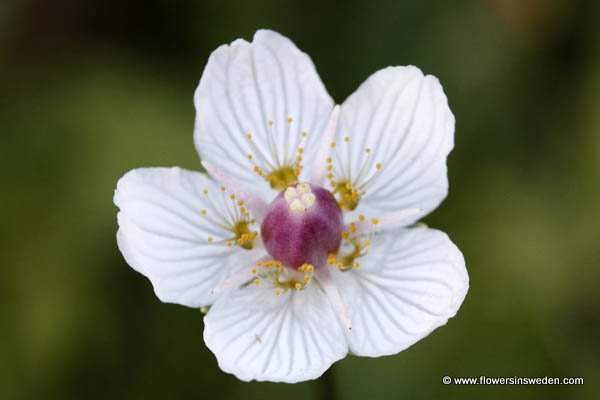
(202, 189), (208, 195)
(350, 223), (357, 233)
(327, 165), (333, 171)
(287, 117), (293, 123)
(372, 218), (379, 225)
(302, 131), (308, 137)
(227, 241), (233, 247)
(268, 120), (273, 126)
(334, 180), (360, 211)
(251, 268), (258, 274)
(220, 186), (226, 192)
(326, 157), (332, 163)
(207, 237), (213, 243)
(353, 261), (361, 269)
(254, 278), (260, 285)
(337, 262), (344, 270)
(327, 253), (337, 265)
(247, 154), (253, 160)
(201, 209), (207, 215)
(330, 142), (336, 148)
(364, 239), (372, 247)
(376, 163), (382, 169)
(230, 194), (236, 200)
(298, 147), (304, 154)
(247, 133), (252, 140)
(359, 215), (365, 222)
(327, 173), (334, 179)
(275, 290), (281, 296)
(294, 282), (302, 290)
(257, 261), (264, 267)
(344, 136), (350, 143)
(365, 148), (372, 153)
(237, 200), (244, 206)
(304, 275), (311, 282)
(342, 231), (349, 239)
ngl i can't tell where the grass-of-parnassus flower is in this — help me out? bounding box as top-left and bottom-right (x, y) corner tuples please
(114, 29), (469, 383)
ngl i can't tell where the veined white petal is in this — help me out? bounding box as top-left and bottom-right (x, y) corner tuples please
(347, 207), (423, 234)
(331, 66), (455, 226)
(204, 282), (347, 383)
(314, 266), (352, 330)
(114, 167), (264, 307)
(332, 226), (468, 357)
(194, 29), (334, 201)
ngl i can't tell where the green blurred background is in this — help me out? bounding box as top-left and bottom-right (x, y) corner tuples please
(1, 0), (598, 398)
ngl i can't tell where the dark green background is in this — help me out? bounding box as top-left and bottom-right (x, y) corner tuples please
(1, 0), (598, 399)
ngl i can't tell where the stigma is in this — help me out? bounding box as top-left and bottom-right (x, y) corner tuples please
(261, 183), (343, 269)
(284, 183), (316, 211)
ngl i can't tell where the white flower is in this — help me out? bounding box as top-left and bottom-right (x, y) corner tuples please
(114, 29), (468, 383)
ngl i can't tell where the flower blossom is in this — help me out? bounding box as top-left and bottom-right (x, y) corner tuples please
(114, 29), (469, 383)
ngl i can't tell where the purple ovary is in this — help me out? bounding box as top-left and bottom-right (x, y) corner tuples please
(261, 183), (343, 269)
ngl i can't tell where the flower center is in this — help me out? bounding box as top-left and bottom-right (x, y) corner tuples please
(261, 183), (344, 269)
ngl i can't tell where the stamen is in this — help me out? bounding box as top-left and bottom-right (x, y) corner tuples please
(332, 215), (379, 271)
(246, 132), (276, 172)
(249, 260), (315, 294)
(250, 120), (310, 190)
(242, 118), (313, 191)
(198, 164), (262, 249)
(357, 162), (383, 191)
(327, 148), (384, 211)
(310, 105), (340, 185)
(265, 120), (282, 170)
(202, 160), (268, 219)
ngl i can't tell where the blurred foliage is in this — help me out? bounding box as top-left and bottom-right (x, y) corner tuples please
(1, 0), (599, 399)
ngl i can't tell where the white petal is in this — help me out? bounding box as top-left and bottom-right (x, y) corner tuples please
(194, 29), (334, 202)
(333, 66), (455, 226)
(204, 282), (348, 383)
(114, 167), (264, 307)
(332, 226), (468, 357)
